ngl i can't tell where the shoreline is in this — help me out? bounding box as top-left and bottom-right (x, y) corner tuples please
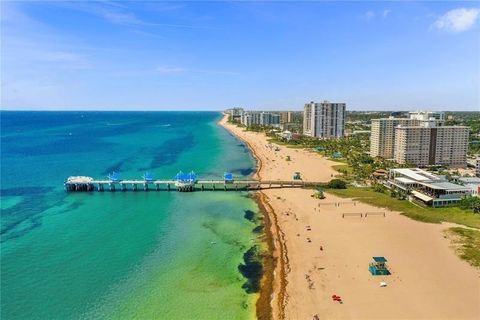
(253, 192), (285, 320)
(218, 116), (284, 320)
(219, 114), (480, 320)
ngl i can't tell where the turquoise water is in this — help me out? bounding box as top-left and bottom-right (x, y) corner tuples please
(1, 112), (261, 319)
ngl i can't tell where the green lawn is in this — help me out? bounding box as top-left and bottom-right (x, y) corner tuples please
(332, 164), (353, 175)
(447, 227), (480, 268)
(326, 187), (480, 229)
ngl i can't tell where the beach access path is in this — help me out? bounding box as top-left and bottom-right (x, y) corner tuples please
(219, 115), (480, 320)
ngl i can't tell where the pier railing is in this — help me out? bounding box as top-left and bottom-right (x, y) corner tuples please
(64, 177), (322, 192)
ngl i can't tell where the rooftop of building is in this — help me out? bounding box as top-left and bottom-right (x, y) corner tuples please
(420, 181), (471, 191)
(390, 168), (473, 193)
(372, 111), (445, 122)
(455, 177), (480, 184)
(394, 124), (469, 129)
(391, 168), (443, 182)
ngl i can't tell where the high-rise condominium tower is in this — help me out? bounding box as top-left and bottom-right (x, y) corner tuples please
(303, 101), (345, 138)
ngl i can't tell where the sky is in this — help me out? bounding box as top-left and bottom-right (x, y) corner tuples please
(1, 1), (479, 111)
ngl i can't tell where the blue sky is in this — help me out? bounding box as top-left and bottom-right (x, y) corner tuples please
(1, 1), (479, 111)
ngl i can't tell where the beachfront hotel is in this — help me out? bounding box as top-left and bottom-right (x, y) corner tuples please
(370, 111), (469, 168)
(303, 101), (346, 138)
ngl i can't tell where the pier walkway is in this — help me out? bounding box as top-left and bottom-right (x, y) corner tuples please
(64, 176), (321, 192)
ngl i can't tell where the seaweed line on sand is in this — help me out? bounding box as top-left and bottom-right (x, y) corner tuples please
(258, 192), (290, 320)
(219, 116), (289, 320)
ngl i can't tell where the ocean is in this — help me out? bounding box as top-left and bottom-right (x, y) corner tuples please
(1, 111), (262, 319)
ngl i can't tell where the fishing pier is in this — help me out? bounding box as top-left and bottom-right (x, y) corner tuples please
(64, 171), (320, 192)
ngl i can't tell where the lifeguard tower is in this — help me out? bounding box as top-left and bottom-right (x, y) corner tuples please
(369, 256), (391, 275)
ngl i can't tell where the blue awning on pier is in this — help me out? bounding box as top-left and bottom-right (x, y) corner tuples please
(108, 171), (121, 181)
(224, 172), (234, 181)
(143, 171), (154, 181)
(175, 171), (197, 182)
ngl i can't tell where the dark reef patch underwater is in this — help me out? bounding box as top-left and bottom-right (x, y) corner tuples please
(244, 209), (256, 222)
(229, 167), (255, 176)
(238, 246), (264, 293)
(252, 225), (264, 233)
(149, 133), (196, 169)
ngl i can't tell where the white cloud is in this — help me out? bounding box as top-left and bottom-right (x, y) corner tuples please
(363, 11), (375, 21)
(432, 8), (480, 32)
(383, 10), (391, 19)
(156, 66), (186, 74)
(53, 2), (207, 29)
(155, 66), (239, 76)
(100, 10), (143, 25)
(193, 69), (240, 76)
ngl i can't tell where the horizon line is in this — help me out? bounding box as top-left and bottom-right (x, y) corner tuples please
(1, 108), (479, 112)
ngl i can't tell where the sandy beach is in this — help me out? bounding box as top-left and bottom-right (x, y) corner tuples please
(219, 115), (480, 320)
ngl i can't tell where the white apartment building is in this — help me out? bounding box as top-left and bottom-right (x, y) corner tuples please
(260, 112), (280, 126)
(303, 101), (345, 138)
(241, 112), (261, 127)
(433, 126), (469, 167)
(241, 111), (280, 127)
(393, 124), (469, 168)
(370, 112), (445, 159)
(370, 118), (420, 159)
(394, 125), (432, 166)
(370, 111), (467, 168)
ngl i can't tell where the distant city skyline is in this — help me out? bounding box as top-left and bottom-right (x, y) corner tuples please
(1, 1), (479, 111)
